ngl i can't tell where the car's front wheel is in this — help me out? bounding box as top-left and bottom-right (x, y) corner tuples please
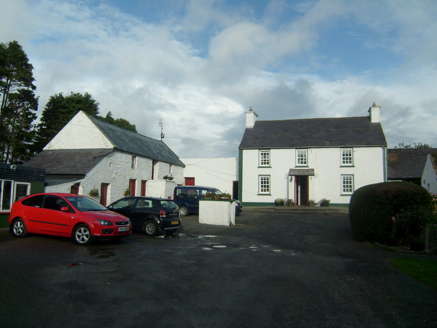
(143, 220), (158, 236)
(73, 224), (93, 245)
(179, 206), (188, 216)
(12, 219), (28, 237)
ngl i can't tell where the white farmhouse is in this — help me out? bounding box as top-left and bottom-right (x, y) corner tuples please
(238, 103), (388, 207)
(24, 111), (185, 205)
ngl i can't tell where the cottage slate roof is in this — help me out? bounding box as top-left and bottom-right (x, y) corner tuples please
(239, 116), (387, 149)
(24, 149), (113, 175)
(87, 113), (185, 167)
(387, 148), (437, 180)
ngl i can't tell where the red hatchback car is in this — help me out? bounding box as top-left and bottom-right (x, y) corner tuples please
(9, 193), (132, 245)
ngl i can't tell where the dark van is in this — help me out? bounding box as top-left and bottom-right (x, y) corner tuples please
(173, 186), (243, 216)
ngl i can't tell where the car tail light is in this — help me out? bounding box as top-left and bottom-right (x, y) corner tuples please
(159, 209), (166, 218)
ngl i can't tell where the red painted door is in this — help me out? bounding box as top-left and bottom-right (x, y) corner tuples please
(100, 183), (109, 206)
(185, 177), (195, 186)
(129, 179), (136, 196)
(141, 180), (147, 196)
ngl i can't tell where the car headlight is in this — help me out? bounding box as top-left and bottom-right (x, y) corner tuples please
(98, 219), (113, 226)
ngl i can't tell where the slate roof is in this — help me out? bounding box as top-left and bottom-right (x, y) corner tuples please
(87, 114), (185, 167)
(387, 148), (437, 180)
(239, 116), (387, 149)
(24, 149), (113, 175)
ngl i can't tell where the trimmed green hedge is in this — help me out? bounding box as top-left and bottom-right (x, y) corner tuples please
(349, 182), (433, 243)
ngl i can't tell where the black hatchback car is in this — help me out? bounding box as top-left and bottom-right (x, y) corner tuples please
(107, 197), (181, 236)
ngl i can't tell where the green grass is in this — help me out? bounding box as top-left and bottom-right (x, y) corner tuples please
(390, 258), (437, 290)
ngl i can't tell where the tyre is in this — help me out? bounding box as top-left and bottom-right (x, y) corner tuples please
(179, 206), (188, 216)
(12, 219), (28, 237)
(73, 224), (93, 245)
(143, 220), (158, 236)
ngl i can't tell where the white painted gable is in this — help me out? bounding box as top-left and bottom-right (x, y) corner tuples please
(422, 155), (437, 194)
(44, 111), (113, 150)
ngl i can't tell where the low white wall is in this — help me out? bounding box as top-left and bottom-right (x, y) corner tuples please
(199, 200), (236, 226)
(146, 180), (176, 199)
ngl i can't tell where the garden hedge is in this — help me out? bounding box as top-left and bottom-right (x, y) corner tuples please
(349, 182), (433, 243)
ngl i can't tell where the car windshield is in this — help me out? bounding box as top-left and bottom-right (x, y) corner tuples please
(212, 189), (222, 195)
(65, 196), (107, 212)
(160, 200), (178, 210)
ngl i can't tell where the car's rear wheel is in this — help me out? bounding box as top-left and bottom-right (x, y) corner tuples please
(179, 206), (188, 216)
(73, 224), (93, 245)
(144, 220), (158, 236)
(12, 219), (28, 237)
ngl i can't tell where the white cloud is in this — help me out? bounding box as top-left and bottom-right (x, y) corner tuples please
(2, 0), (437, 158)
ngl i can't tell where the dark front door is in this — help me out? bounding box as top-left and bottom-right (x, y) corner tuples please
(70, 183), (79, 195)
(295, 176), (309, 206)
(100, 183), (109, 206)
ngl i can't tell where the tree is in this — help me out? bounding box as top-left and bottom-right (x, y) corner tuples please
(34, 92), (99, 152)
(395, 141), (432, 149)
(0, 41), (38, 164)
(98, 111), (137, 132)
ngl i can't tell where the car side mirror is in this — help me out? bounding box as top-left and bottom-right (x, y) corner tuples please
(107, 205), (113, 209)
(60, 207), (69, 212)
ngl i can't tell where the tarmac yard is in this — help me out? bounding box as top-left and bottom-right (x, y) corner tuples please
(1, 209), (436, 328)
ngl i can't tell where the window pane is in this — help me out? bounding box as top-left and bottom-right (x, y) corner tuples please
(22, 195), (44, 207)
(343, 176), (353, 193)
(260, 151), (270, 166)
(342, 149), (353, 165)
(297, 149), (307, 165)
(15, 183), (30, 202)
(1, 180), (12, 211)
(259, 176), (270, 193)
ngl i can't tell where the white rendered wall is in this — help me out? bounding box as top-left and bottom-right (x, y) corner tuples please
(422, 156), (437, 194)
(180, 157), (238, 194)
(44, 111), (113, 150)
(241, 147), (385, 205)
(199, 200), (236, 226)
(146, 180), (176, 199)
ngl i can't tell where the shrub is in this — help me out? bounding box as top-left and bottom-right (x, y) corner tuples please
(349, 182), (433, 243)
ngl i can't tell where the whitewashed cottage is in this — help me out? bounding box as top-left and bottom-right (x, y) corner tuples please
(238, 103), (388, 207)
(24, 111), (185, 205)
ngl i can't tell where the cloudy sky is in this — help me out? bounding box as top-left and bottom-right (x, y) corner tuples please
(1, 0), (437, 158)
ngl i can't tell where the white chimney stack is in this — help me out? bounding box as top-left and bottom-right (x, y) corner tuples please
(245, 107), (258, 128)
(368, 102), (381, 123)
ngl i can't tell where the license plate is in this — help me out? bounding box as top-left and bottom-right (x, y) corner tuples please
(118, 227), (129, 232)
(171, 221), (179, 225)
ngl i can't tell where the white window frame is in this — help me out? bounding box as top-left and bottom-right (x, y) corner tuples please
(296, 149), (308, 166)
(131, 156), (137, 169)
(341, 148), (353, 166)
(342, 175), (354, 194)
(259, 150), (270, 167)
(0, 180), (28, 212)
(259, 175), (271, 194)
(14, 182), (30, 203)
(0, 180), (13, 211)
